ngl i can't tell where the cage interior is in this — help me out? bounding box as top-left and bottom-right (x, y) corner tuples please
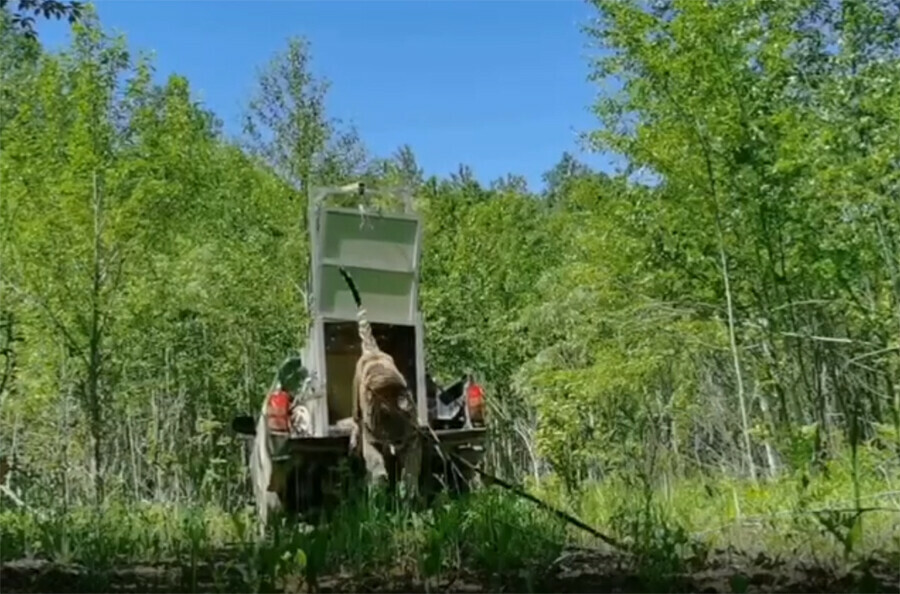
(323, 321), (418, 423)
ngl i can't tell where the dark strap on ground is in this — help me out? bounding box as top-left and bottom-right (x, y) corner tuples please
(405, 418), (629, 552)
(446, 449), (628, 552)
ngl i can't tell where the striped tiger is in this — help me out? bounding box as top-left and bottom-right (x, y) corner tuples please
(338, 266), (421, 496)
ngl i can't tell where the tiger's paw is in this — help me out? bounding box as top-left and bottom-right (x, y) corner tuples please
(348, 424), (360, 453)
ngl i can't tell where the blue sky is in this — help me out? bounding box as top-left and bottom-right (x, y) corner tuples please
(37, 0), (618, 191)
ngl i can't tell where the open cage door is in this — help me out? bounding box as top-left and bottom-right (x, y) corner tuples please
(314, 208), (422, 325)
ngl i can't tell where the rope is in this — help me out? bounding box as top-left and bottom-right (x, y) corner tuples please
(449, 448), (628, 551)
(405, 419), (629, 552)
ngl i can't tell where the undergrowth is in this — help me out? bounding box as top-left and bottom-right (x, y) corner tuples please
(530, 447), (900, 565)
(2, 449), (900, 592)
(0, 487), (567, 592)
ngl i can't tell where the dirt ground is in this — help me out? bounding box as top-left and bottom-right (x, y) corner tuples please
(2, 547), (899, 593)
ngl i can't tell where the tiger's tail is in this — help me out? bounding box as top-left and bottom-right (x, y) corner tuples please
(338, 266), (379, 354)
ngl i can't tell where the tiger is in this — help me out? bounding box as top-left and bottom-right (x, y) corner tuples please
(338, 266), (422, 498)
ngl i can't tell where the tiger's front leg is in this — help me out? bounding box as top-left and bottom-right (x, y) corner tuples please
(360, 397), (389, 490)
(398, 438), (422, 502)
(362, 433), (388, 487)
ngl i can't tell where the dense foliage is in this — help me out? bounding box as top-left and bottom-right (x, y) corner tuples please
(0, 0), (82, 40)
(1, 0), (898, 522)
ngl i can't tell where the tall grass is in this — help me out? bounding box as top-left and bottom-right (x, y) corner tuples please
(0, 487), (567, 592)
(529, 445), (900, 562)
(2, 446), (899, 592)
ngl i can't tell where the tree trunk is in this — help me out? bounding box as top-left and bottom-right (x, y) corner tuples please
(88, 170), (105, 504)
(719, 235), (757, 482)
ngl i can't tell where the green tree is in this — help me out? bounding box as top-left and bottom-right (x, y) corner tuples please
(0, 0), (82, 40)
(541, 151), (593, 207)
(0, 13), (130, 500)
(530, 0), (900, 483)
(243, 37), (369, 199)
(0, 14), (306, 504)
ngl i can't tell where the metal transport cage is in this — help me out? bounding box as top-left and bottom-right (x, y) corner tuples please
(231, 182), (487, 522)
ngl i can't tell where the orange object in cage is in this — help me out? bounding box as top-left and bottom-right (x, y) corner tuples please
(266, 389), (291, 433)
